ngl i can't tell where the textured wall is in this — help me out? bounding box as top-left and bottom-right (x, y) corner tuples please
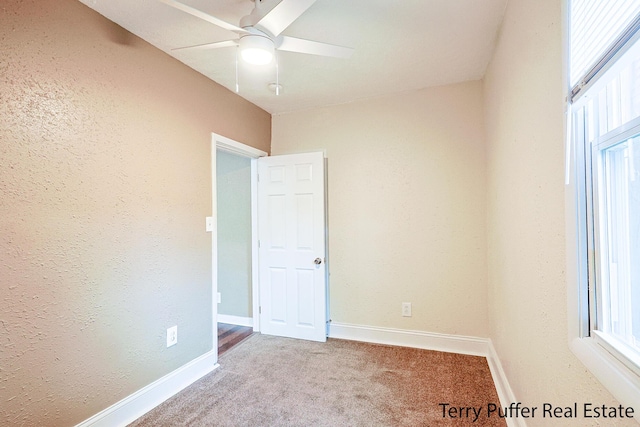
(0, 0), (270, 425)
(272, 81), (488, 337)
(216, 150), (252, 318)
(483, 0), (637, 425)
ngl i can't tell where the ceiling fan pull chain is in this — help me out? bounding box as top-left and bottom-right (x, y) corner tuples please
(235, 46), (240, 93)
(275, 51), (280, 96)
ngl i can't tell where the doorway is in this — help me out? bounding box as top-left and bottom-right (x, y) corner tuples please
(211, 134), (329, 357)
(212, 133), (267, 358)
(216, 150), (252, 326)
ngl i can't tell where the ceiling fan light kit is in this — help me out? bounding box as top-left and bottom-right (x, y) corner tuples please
(239, 34), (275, 65)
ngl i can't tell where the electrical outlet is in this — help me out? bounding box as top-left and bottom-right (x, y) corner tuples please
(402, 302), (412, 317)
(167, 325), (177, 347)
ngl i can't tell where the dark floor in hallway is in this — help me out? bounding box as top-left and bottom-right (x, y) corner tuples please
(218, 323), (253, 356)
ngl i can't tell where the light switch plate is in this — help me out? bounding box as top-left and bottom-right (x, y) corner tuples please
(206, 216), (213, 232)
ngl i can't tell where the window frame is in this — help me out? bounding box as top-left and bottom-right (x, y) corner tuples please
(587, 109), (640, 376)
(566, 2), (640, 418)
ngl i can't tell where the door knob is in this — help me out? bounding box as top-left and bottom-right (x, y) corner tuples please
(314, 258), (322, 265)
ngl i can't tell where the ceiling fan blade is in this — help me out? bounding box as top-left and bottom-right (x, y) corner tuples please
(172, 40), (239, 52)
(278, 36), (353, 59)
(256, 0), (316, 37)
(158, 0), (248, 34)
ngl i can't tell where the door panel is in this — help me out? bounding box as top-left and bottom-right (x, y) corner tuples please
(258, 152), (327, 342)
(269, 267), (287, 323)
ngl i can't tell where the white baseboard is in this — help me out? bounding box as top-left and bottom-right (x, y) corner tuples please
(76, 350), (218, 427)
(76, 325), (521, 427)
(486, 340), (525, 427)
(217, 314), (253, 328)
(329, 322), (489, 356)
(330, 322), (524, 427)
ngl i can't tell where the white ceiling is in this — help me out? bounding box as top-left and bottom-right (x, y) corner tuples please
(80, 0), (507, 114)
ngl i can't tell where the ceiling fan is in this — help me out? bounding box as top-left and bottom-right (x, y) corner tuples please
(159, 0), (354, 66)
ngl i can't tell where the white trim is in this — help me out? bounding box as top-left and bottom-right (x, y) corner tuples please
(211, 139), (219, 363)
(215, 133), (267, 158)
(570, 337), (640, 424)
(329, 322), (489, 357)
(486, 341), (525, 427)
(218, 314), (254, 328)
(330, 323), (525, 426)
(270, 147), (328, 159)
(250, 159), (261, 331)
(212, 133), (267, 337)
(77, 325), (524, 427)
(75, 351), (218, 427)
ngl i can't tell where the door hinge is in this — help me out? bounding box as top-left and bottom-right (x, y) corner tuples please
(259, 306), (262, 314)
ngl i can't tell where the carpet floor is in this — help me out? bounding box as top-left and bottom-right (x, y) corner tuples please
(130, 334), (506, 426)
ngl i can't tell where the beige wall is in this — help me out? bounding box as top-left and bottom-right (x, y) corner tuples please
(216, 150), (252, 318)
(0, 0), (269, 425)
(272, 81), (488, 337)
(483, 0), (636, 425)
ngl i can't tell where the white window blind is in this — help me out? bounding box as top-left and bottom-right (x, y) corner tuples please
(570, 0), (640, 88)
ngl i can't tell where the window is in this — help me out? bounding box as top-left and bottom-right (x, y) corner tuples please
(573, 49), (640, 368)
(569, 0), (640, 406)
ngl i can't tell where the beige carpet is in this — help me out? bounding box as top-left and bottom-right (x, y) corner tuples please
(130, 334), (506, 426)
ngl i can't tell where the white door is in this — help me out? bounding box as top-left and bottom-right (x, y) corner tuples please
(258, 152), (327, 342)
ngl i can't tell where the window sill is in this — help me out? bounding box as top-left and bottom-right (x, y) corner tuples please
(570, 336), (640, 423)
(591, 331), (640, 378)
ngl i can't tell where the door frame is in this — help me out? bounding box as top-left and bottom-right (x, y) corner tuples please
(211, 133), (267, 354)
